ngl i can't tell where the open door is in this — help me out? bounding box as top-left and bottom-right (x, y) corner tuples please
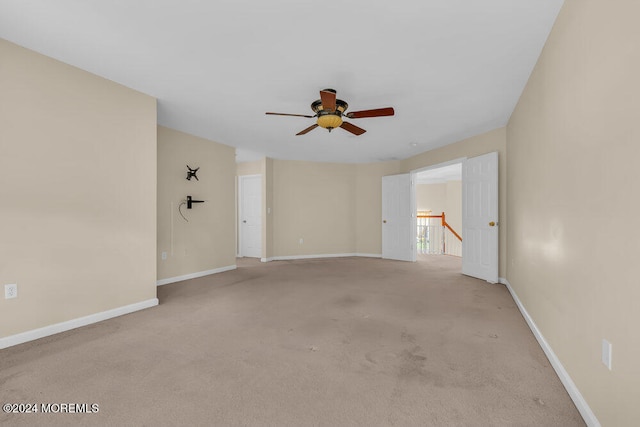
(382, 173), (414, 261)
(462, 152), (498, 282)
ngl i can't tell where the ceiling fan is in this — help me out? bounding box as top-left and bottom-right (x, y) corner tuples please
(266, 89), (395, 136)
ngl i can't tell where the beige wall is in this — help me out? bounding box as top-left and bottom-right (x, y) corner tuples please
(402, 127), (507, 276)
(157, 126), (236, 280)
(507, 0), (640, 424)
(255, 159), (401, 259)
(0, 39), (157, 338)
(354, 161), (403, 255)
(272, 160), (357, 257)
(236, 160), (262, 176)
(416, 183), (446, 214)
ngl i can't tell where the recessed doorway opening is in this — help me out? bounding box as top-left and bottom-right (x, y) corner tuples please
(414, 162), (462, 257)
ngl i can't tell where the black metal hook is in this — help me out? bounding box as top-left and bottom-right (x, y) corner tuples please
(186, 196), (205, 209)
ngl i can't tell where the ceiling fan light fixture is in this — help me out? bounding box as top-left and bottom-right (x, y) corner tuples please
(317, 112), (343, 130)
(266, 89), (393, 136)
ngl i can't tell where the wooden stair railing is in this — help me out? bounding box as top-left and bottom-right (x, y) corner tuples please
(417, 212), (462, 242)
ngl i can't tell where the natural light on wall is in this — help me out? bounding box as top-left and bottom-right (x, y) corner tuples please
(522, 218), (565, 263)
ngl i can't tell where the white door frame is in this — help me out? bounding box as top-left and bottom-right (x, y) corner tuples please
(411, 158), (466, 262)
(238, 174), (262, 258)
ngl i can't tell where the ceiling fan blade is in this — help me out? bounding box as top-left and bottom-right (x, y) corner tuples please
(266, 112), (315, 118)
(320, 90), (336, 111)
(296, 124), (319, 135)
(339, 122), (367, 136)
(346, 107), (395, 119)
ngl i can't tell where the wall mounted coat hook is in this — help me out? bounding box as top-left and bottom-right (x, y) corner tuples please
(186, 165), (199, 181)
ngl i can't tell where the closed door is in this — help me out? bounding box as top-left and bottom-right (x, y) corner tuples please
(382, 173), (414, 261)
(462, 152), (498, 282)
(240, 175), (262, 258)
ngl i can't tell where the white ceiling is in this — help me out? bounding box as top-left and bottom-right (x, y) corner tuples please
(416, 163), (461, 184)
(0, 0), (564, 163)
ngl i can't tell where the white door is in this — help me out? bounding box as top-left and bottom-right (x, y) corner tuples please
(382, 173), (414, 261)
(462, 152), (498, 282)
(239, 175), (262, 258)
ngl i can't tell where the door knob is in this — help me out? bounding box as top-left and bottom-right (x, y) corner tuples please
(243, 220), (247, 223)
(383, 220), (387, 224)
(489, 221), (495, 227)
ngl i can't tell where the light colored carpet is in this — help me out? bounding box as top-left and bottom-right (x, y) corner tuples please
(0, 256), (584, 426)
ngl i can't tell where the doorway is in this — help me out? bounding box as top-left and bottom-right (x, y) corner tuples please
(238, 174), (262, 258)
(383, 152), (499, 283)
(415, 162), (463, 257)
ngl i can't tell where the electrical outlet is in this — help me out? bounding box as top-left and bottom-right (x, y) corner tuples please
(5, 283), (17, 299)
(299, 238), (304, 245)
(602, 339), (612, 370)
(161, 251), (167, 260)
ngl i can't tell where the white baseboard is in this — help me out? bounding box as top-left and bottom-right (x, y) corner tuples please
(0, 298), (159, 350)
(355, 253), (383, 258)
(156, 264), (237, 286)
(501, 278), (600, 427)
(272, 253), (358, 261)
(262, 253), (382, 262)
